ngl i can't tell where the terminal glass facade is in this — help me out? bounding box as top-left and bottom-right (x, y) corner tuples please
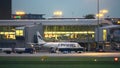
(0, 26), (24, 40)
(103, 29), (107, 41)
(43, 25), (95, 42)
(110, 28), (120, 42)
(15, 30), (24, 36)
(0, 26), (16, 40)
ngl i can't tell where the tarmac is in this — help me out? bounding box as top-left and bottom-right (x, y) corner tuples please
(0, 52), (120, 57)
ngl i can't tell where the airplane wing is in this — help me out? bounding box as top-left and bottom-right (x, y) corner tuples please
(27, 42), (45, 47)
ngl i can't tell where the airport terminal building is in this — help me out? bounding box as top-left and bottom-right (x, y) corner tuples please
(0, 19), (112, 50)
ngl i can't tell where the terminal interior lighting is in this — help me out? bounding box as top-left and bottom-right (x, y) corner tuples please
(117, 21), (120, 24)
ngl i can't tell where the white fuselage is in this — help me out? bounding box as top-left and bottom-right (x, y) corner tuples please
(42, 42), (83, 49)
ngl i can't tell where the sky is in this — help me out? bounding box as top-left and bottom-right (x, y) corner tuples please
(12, 0), (120, 18)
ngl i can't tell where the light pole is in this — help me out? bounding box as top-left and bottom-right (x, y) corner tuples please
(96, 9), (108, 19)
(16, 11), (25, 15)
(97, 0), (100, 48)
(53, 10), (63, 18)
(100, 9), (108, 14)
(96, 0), (109, 49)
(15, 11), (25, 19)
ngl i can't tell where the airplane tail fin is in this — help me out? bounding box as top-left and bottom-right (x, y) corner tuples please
(36, 31), (46, 44)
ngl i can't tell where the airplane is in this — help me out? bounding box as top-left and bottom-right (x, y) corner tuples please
(33, 31), (84, 53)
(1, 31), (83, 54)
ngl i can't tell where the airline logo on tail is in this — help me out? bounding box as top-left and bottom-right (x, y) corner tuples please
(36, 31), (46, 44)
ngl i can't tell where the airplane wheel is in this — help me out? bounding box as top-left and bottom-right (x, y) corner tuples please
(50, 47), (56, 53)
(5, 51), (12, 54)
(77, 51), (82, 53)
(63, 51), (68, 54)
(16, 51), (23, 54)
